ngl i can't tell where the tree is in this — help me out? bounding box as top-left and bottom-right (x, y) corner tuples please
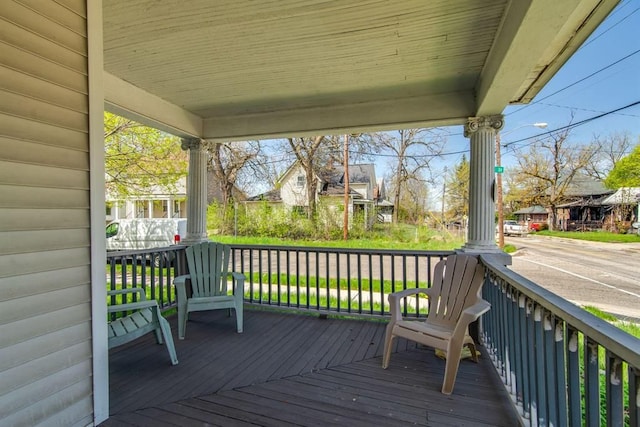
(207, 140), (263, 210)
(584, 132), (634, 180)
(604, 143), (640, 188)
(512, 127), (599, 230)
(446, 155), (469, 221)
(286, 136), (329, 220)
(104, 112), (187, 199)
(374, 129), (445, 223)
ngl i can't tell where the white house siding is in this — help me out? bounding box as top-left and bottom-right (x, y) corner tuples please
(0, 1), (95, 426)
(280, 164), (311, 208)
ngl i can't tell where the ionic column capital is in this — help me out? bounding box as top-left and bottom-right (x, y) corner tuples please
(181, 137), (204, 151)
(464, 115), (504, 137)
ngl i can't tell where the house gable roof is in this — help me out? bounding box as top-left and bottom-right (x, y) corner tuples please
(513, 205), (548, 215)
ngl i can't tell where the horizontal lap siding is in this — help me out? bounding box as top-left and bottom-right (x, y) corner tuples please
(0, 1), (93, 426)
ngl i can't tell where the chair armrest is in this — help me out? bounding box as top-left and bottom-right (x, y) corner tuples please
(174, 275), (190, 287)
(107, 287), (147, 300)
(174, 274), (191, 302)
(107, 299), (158, 314)
(388, 287), (433, 321)
(231, 272), (245, 297)
(452, 299), (491, 338)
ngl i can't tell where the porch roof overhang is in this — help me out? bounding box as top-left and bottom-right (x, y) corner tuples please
(103, 0), (619, 141)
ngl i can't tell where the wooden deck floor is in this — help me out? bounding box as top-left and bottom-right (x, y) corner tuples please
(102, 308), (519, 426)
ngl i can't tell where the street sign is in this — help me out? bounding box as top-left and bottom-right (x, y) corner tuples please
(494, 166), (504, 173)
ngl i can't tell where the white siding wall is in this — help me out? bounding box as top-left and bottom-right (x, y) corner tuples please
(280, 164), (309, 208)
(0, 1), (95, 425)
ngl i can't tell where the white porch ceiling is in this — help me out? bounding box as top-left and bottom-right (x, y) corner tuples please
(103, 0), (619, 141)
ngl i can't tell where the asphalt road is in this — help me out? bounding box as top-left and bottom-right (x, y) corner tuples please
(505, 235), (640, 321)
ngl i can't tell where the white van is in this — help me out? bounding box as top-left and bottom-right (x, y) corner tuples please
(106, 218), (187, 251)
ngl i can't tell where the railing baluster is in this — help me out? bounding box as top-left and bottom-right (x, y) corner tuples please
(315, 251), (320, 311)
(629, 367), (639, 427)
(368, 253), (373, 315)
(305, 249), (310, 309)
(566, 327), (581, 427)
(544, 313), (557, 427)
(267, 248), (272, 305)
(356, 253), (362, 314)
(554, 321), (568, 427)
(336, 252), (341, 312)
(519, 295), (531, 422)
(605, 352), (623, 427)
(346, 252), (352, 313)
(527, 302), (538, 424)
(584, 338), (600, 426)
(379, 253), (385, 315)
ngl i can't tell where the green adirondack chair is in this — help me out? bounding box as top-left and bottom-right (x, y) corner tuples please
(174, 241), (245, 339)
(107, 288), (178, 365)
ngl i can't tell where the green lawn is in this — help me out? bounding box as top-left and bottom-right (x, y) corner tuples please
(211, 224), (465, 250)
(533, 230), (640, 243)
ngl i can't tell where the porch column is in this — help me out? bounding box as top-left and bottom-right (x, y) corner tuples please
(181, 138), (208, 244)
(460, 115), (508, 259)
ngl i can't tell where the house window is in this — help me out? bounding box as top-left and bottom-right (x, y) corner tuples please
(297, 175), (305, 187)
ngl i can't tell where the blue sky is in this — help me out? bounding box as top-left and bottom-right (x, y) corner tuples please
(435, 1), (640, 172)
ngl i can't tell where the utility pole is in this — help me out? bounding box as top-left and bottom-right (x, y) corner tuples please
(343, 134), (349, 240)
(441, 166), (447, 230)
(496, 122), (547, 248)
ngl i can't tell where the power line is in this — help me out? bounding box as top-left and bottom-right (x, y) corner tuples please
(502, 100), (640, 152)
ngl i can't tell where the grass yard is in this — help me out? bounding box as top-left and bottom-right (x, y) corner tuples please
(534, 230), (640, 243)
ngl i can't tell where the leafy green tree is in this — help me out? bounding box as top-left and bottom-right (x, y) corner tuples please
(446, 155), (469, 221)
(604, 143), (640, 188)
(104, 112), (187, 198)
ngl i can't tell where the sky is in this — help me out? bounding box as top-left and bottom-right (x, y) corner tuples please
(434, 0), (640, 172)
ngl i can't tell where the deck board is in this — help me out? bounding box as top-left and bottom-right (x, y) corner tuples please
(102, 308), (518, 426)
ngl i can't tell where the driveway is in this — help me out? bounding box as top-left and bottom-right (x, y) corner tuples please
(506, 235), (640, 321)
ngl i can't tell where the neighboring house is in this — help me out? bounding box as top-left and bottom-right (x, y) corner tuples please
(553, 178), (614, 231)
(246, 162), (391, 228)
(374, 178), (394, 223)
(601, 187), (640, 232)
(513, 205), (548, 229)
(106, 178), (187, 223)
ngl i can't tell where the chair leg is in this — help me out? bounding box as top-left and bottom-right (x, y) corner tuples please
(157, 315), (178, 365)
(382, 323), (396, 369)
(178, 301), (188, 340)
(467, 342), (479, 363)
(235, 303), (243, 333)
(441, 343), (463, 395)
(154, 327), (164, 345)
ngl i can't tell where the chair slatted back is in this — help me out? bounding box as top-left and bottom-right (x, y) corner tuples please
(185, 242), (231, 297)
(427, 254), (485, 327)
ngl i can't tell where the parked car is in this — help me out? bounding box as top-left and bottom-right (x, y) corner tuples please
(499, 220), (528, 236)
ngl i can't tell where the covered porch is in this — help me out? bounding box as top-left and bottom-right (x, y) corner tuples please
(103, 308), (518, 426)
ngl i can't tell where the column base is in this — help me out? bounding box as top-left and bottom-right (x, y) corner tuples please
(457, 243), (512, 266)
(181, 234), (209, 245)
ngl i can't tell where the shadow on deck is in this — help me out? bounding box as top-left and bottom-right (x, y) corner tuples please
(102, 308), (518, 426)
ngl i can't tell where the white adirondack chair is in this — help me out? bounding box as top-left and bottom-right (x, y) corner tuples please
(174, 242), (245, 339)
(382, 254), (490, 394)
